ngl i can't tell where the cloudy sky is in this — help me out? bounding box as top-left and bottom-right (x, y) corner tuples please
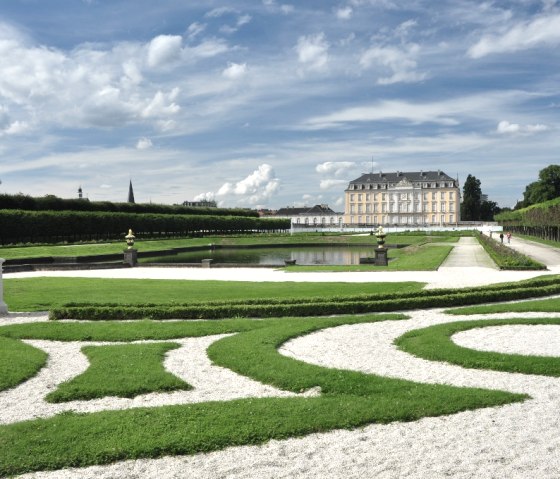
(0, 0), (559, 209)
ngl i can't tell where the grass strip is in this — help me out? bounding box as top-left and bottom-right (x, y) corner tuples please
(396, 318), (560, 376)
(445, 297), (560, 315)
(476, 232), (545, 270)
(47, 342), (191, 402)
(3, 277), (424, 312)
(0, 313), (524, 476)
(49, 277), (560, 320)
(0, 336), (47, 392)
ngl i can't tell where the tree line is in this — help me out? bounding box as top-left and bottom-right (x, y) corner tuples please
(0, 210), (290, 245)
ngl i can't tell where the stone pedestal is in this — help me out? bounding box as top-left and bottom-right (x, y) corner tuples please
(123, 248), (138, 267)
(201, 259), (213, 268)
(0, 258), (8, 315)
(374, 247), (388, 266)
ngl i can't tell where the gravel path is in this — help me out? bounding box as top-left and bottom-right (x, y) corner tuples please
(10, 309), (560, 478)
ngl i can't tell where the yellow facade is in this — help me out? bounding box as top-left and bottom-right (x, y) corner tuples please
(344, 171), (460, 226)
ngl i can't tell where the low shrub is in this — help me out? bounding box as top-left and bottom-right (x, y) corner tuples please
(476, 232), (545, 270)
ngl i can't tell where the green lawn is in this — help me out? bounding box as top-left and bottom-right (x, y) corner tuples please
(3, 277), (424, 312)
(396, 317), (560, 376)
(446, 296), (560, 315)
(0, 313), (524, 476)
(47, 342), (191, 402)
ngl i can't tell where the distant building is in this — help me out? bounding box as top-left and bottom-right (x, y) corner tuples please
(275, 204), (343, 227)
(182, 200), (218, 208)
(344, 170), (460, 226)
(128, 180), (135, 204)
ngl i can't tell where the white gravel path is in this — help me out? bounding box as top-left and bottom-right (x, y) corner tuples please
(10, 309), (560, 478)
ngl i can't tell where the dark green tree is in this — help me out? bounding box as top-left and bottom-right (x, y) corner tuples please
(480, 200), (500, 221)
(520, 165), (560, 208)
(461, 174), (482, 221)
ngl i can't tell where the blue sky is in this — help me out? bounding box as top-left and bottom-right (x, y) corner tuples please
(0, 0), (559, 209)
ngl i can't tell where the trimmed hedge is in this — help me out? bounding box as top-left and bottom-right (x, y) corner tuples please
(476, 232), (545, 270)
(0, 210), (289, 244)
(49, 276), (560, 320)
(496, 197), (560, 242)
(0, 193), (258, 217)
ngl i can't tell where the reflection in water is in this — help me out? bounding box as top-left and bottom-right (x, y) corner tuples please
(139, 246), (376, 266)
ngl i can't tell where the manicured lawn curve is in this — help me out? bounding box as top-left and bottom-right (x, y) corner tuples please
(445, 296), (560, 315)
(0, 314), (525, 476)
(0, 336), (47, 392)
(47, 342), (191, 403)
(395, 318), (560, 376)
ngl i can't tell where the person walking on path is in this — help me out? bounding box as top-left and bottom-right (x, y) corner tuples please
(507, 232), (512, 244)
(500, 233), (504, 243)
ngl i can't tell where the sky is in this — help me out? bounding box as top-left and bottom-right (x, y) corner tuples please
(0, 0), (559, 209)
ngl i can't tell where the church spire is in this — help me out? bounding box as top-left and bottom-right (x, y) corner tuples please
(128, 180), (135, 203)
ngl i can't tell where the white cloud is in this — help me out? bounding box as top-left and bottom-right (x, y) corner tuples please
(187, 22), (206, 39)
(468, 13), (560, 58)
(360, 43), (427, 85)
(216, 163), (280, 205)
(316, 161), (357, 176)
(497, 120), (550, 134)
(146, 35), (183, 68)
(295, 33), (329, 70)
(302, 91), (530, 130)
(136, 137), (153, 150)
(335, 7), (353, 19)
(320, 179), (348, 190)
(205, 7), (236, 18)
(222, 62), (247, 79)
(193, 191), (215, 201)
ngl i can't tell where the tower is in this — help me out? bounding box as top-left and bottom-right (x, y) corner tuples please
(78, 186), (83, 199)
(128, 180), (135, 203)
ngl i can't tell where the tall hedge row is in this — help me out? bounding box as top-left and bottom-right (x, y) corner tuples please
(495, 198), (560, 241)
(0, 210), (290, 245)
(0, 194), (258, 218)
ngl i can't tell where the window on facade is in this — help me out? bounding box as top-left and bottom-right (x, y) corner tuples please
(450, 214), (454, 223)
(449, 192), (454, 200)
(313, 218), (317, 225)
(358, 216), (362, 223)
(358, 204), (363, 213)
(330, 217), (335, 224)
(350, 205), (355, 214)
(382, 193), (387, 201)
(366, 216), (370, 224)
(441, 215), (445, 224)
(382, 204), (387, 213)
(450, 204), (455, 212)
(390, 202), (395, 212)
(321, 217), (326, 224)
(305, 218), (309, 224)
(432, 192), (436, 200)
(441, 203), (446, 212)
(432, 204), (437, 212)
(431, 214), (435, 223)
(374, 215), (378, 224)
(358, 194), (362, 201)
(366, 194), (370, 201)
(423, 192), (428, 201)
(441, 192), (445, 200)
(296, 218), (300, 224)
(366, 204), (371, 213)
(350, 194), (355, 201)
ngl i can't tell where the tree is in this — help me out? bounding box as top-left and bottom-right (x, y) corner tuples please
(520, 165), (560, 208)
(461, 174), (482, 221)
(480, 200), (500, 221)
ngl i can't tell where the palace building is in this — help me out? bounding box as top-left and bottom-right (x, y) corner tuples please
(344, 170), (460, 226)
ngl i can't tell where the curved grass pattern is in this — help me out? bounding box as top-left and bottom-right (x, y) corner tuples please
(46, 342), (191, 403)
(395, 318), (560, 376)
(0, 336), (47, 392)
(0, 314), (527, 476)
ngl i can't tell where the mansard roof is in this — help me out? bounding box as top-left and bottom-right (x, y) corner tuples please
(349, 170), (455, 185)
